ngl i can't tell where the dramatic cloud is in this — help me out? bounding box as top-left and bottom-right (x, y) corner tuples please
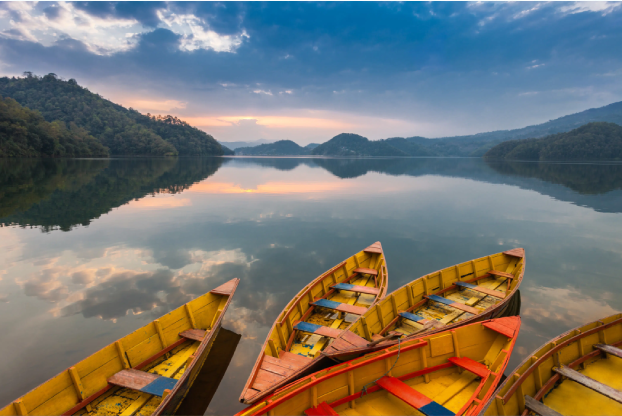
(0, 2), (621, 143)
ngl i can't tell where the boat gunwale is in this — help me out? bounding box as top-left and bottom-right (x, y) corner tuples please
(239, 244), (389, 405)
(152, 277), (240, 415)
(478, 312), (622, 415)
(237, 316), (519, 416)
(323, 248), (525, 360)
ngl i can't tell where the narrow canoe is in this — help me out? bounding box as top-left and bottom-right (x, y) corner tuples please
(323, 248), (525, 362)
(0, 278), (239, 416)
(237, 316), (521, 416)
(480, 313), (622, 416)
(239, 242), (389, 405)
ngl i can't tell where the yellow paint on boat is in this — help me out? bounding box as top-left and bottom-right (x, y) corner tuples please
(341, 249), (524, 348)
(0, 279), (239, 416)
(236, 316), (520, 416)
(481, 312), (622, 416)
(240, 242), (389, 405)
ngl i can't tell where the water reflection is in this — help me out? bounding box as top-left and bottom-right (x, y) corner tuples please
(0, 157), (621, 414)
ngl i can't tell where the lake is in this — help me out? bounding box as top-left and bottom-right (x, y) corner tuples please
(1, 157), (622, 414)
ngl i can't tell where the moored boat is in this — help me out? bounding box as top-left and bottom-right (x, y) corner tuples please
(480, 313), (622, 416)
(323, 248), (525, 362)
(0, 278), (240, 416)
(239, 242), (389, 405)
(236, 316), (521, 416)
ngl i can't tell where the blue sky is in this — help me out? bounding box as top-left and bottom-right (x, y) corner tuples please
(0, 1), (621, 144)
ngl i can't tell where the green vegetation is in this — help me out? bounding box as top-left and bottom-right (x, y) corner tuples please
(235, 140), (313, 156)
(0, 73), (225, 157)
(0, 95), (108, 158)
(0, 157), (223, 231)
(311, 133), (407, 156)
(381, 137), (437, 156)
(484, 122), (622, 161)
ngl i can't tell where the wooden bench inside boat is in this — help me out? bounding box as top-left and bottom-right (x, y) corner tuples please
(331, 282), (380, 296)
(353, 267), (378, 276)
(249, 351), (313, 398)
(488, 270), (514, 279)
(553, 365), (622, 404)
(595, 343), (622, 358)
(455, 281), (506, 299)
(179, 328), (207, 342)
(294, 322), (343, 338)
(376, 376), (455, 416)
(108, 369), (177, 397)
(312, 299), (368, 315)
(425, 295), (480, 315)
(524, 395), (562, 416)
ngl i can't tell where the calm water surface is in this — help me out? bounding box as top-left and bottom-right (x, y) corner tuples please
(1, 157), (622, 414)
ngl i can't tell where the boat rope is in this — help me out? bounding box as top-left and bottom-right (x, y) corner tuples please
(360, 335), (402, 397)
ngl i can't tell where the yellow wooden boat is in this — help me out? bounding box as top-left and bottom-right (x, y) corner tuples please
(480, 313), (622, 416)
(239, 242), (389, 405)
(323, 249), (524, 362)
(236, 316), (521, 416)
(0, 278), (239, 416)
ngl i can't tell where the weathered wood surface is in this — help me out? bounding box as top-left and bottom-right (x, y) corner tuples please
(524, 395), (562, 416)
(353, 267), (378, 276)
(488, 270), (514, 279)
(448, 357), (489, 378)
(594, 343), (622, 359)
(503, 248), (525, 258)
(455, 281), (506, 299)
(426, 295), (480, 315)
(179, 328), (207, 342)
(331, 283), (380, 295)
(554, 365), (622, 404)
(211, 279), (237, 295)
(108, 369), (159, 391)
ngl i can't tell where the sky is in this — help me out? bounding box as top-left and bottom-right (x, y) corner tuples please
(0, 2), (621, 145)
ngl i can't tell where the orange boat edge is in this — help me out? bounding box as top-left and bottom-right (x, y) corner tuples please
(240, 242), (389, 405)
(236, 316), (521, 416)
(0, 278), (240, 416)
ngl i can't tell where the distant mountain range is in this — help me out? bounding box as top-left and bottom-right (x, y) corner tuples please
(230, 100), (622, 157)
(485, 122), (622, 161)
(219, 139), (272, 150)
(234, 140), (319, 156)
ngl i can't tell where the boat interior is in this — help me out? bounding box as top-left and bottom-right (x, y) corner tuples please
(1, 281), (237, 416)
(241, 242), (388, 404)
(487, 313), (622, 416)
(240, 317), (519, 416)
(338, 249), (524, 351)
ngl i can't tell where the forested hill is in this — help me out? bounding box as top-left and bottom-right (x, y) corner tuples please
(0, 95), (108, 158)
(484, 122), (622, 161)
(311, 133), (408, 156)
(0, 73), (225, 157)
(235, 140), (316, 156)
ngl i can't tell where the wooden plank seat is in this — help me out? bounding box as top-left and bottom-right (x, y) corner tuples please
(448, 357), (490, 378)
(353, 267), (378, 276)
(399, 311), (435, 326)
(305, 401), (339, 415)
(595, 343), (622, 359)
(524, 395), (563, 416)
(179, 328), (207, 342)
(331, 283), (380, 296)
(425, 295), (480, 315)
(294, 322), (343, 338)
(108, 369), (177, 397)
(488, 270), (514, 279)
(375, 376), (455, 416)
(253, 352), (312, 393)
(312, 299), (368, 315)
(455, 281), (506, 299)
(553, 365), (622, 404)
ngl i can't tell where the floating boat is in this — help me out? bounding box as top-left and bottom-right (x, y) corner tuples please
(240, 242), (389, 405)
(480, 313), (622, 416)
(236, 316), (521, 416)
(323, 248), (525, 362)
(0, 278), (239, 416)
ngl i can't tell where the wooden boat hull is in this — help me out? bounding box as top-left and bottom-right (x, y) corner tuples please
(480, 313), (622, 416)
(236, 316), (521, 416)
(240, 242), (389, 405)
(323, 248), (525, 363)
(0, 278), (240, 416)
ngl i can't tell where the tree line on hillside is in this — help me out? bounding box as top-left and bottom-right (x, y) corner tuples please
(484, 122), (622, 161)
(0, 73), (227, 157)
